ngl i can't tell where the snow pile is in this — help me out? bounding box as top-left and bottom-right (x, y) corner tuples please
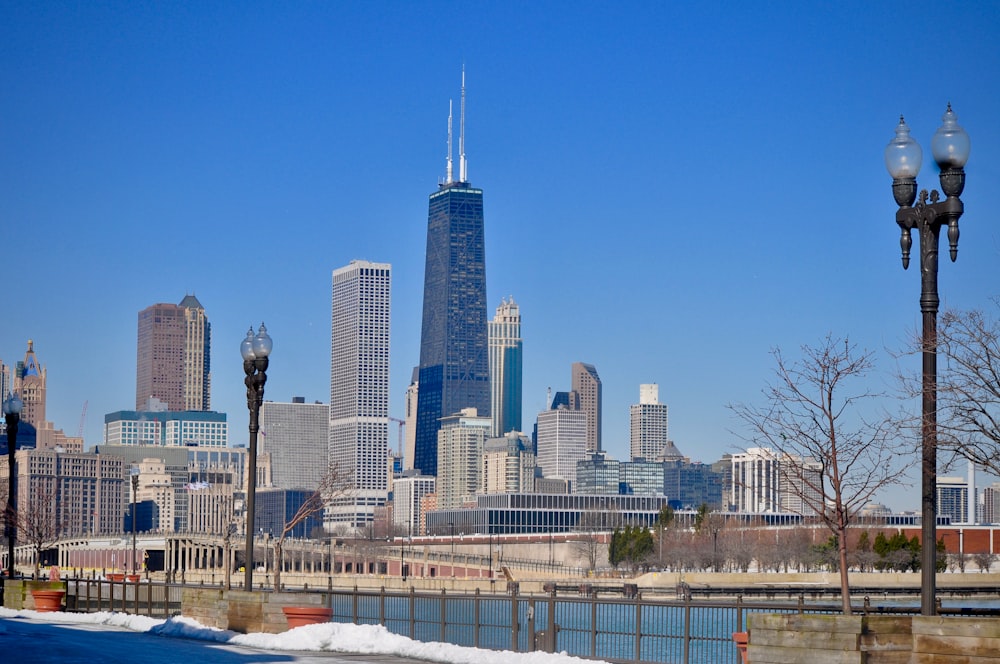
(0, 607), (608, 664)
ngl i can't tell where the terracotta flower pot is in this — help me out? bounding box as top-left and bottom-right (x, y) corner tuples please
(126, 574), (140, 583)
(31, 589), (66, 613)
(732, 631), (749, 664)
(107, 573), (125, 582)
(282, 606), (333, 629)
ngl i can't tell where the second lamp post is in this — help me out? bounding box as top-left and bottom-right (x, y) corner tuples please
(241, 323), (272, 590)
(885, 104), (970, 616)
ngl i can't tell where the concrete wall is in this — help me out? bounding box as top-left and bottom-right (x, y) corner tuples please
(181, 587), (327, 634)
(748, 614), (1000, 663)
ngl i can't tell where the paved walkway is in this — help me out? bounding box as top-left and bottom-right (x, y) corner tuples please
(0, 616), (430, 664)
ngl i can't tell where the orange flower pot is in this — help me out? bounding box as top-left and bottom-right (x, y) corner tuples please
(282, 606), (333, 629)
(31, 589), (66, 613)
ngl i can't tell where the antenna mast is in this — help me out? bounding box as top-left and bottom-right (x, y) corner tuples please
(446, 100), (454, 184)
(459, 67), (467, 183)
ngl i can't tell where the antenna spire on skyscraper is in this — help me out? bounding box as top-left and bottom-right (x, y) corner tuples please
(446, 99), (454, 184)
(459, 66), (467, 183)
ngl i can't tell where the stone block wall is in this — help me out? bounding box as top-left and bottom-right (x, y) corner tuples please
(911, 616), (1000, 663)
(181, 588), (327, 634)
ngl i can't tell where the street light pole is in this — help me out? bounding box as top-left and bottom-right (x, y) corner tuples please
(4, 393), (23, 579)
(240, 323), (273, 591)
(130, 466), (139, 575)
(885, 105), (970, 617)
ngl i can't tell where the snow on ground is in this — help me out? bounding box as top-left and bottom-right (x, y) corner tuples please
(0, 608), (609, 664)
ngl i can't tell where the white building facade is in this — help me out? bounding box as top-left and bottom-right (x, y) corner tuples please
(328, 260), (391, 529)
(629, 383), (670, 461)
(536, 407), (587, 487)
(261, 398), (329, 491)
(436, 408), (491, 509)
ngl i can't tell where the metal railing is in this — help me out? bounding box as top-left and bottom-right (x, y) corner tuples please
(58, 578), (1000, 664)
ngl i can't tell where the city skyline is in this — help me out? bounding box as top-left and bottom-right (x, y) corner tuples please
(2, 3), (999, 511)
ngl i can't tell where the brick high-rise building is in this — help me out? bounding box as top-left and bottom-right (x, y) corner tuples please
(135, 295), (211, 411)
(571, 362), (602, 454)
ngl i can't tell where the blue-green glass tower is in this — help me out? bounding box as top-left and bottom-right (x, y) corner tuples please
(414, 75), (490, 477)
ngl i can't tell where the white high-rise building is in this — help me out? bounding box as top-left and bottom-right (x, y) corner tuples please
(730, 447), (780, 513)
(328, 260), (391, 528)
(261, 397), (329, 491)
(436, 408), (491, 509)
(536, 406), (587, 486)
(392, 473), (436, 535)
(629, 383), (670, 461)
(489, 298), (522, 437)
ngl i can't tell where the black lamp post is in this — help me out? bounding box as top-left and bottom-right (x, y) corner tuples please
(885, 105), (970, 617)
(240, 323), (272, 590)
(4, 392), (23, 579)
(130, 465), (139, 575)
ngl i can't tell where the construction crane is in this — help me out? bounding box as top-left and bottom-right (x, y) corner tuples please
(77, 400), (88, 438)
(388, 417), (406, 457)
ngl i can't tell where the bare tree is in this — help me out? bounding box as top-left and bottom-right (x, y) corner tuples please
(273, 466), (349, 589)
(729, 335), (908, 614)
(922, 301), (1000, 474)
(573, 511), (609, 573)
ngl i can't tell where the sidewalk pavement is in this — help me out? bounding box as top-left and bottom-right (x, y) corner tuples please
(0, 615), (428, 664)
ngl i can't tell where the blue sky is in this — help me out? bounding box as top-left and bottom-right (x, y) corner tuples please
(2, 2), (999, 511)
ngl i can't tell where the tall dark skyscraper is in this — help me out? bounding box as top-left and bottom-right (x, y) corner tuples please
(414, 73), (490, 477)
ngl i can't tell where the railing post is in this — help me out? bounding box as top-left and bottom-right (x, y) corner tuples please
(682, 591), (691, 664)
(379, 586), (386, 626)
(528, 598), (536, 651)
(590, 594), (598, 658)
(352, 585), (359, 624)
(474, 588), (480, 648)
(510, 589), (520, 653)
(634, 591), (642, 661)
(409, 586), (416, 639)
(547, 587), (556, 653)
(440, 588), (447, 644)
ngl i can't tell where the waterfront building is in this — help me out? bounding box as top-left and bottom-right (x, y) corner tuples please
(135, 295), (211, 411)
(436, 408), (491, 509)
(414, 74), (490, 477)
(629, 383), (670, 461)
(260, 397), (329, 491)
(425, 492), (672, 535)
(488, 298), (522, 437)
(328, 260), (391, 528)
(571, 363), (602, 454)
(536, 406), (587, 487)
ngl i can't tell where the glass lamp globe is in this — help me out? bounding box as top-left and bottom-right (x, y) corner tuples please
(2, 393), (22, 416)
(252, 323), (273, 358)
(240, 327), (256, 361)
(931, 104), (970, 170)
(885, 116), (922, 179)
